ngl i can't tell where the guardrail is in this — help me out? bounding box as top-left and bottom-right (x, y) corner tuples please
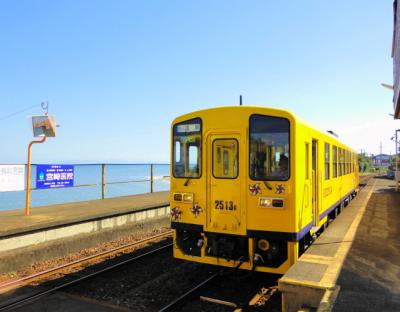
(0, 163), (170, 211)
(27, 163), (169, 199)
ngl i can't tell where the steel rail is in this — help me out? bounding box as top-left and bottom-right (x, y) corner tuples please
(0, 230), (173, 291)
(158, 269), (224, 312)
(0, 241), (173, 312)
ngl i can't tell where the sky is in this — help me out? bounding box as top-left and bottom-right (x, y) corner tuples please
(0, 0), (398, 164)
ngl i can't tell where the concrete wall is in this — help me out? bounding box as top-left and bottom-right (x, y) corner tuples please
(0, 206), (170, 273)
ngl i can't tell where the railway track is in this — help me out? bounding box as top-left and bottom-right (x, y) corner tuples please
(158, 268), (224, 312)
(0, 231), (173, 311)
(157, 267), (280, 312)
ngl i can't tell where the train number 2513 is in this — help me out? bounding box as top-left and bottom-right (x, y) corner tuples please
(214, 200), (237, 211)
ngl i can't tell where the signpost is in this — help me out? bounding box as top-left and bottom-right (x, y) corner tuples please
(36, 165), (74, 189)
(32, 115), (57, 137)
(25, 111), (57, 216)
(0, 165), (25, 192)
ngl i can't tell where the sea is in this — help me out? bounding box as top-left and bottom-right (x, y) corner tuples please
(0, 164), (170, 212)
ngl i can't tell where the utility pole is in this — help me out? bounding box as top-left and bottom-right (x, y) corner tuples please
(391, 130), (400, 192)
(396, 130), (399, 191)
(379, 141), (383, 175)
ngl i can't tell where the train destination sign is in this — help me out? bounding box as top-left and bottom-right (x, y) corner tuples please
(176, 123), (201, 133)
(36, 165), (74, 189)
(0, 165), (25, 192)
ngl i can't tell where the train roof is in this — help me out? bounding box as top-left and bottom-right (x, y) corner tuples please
(172, 106), (356, 152)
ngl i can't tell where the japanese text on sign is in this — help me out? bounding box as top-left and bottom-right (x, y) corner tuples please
(0, 165), (25, 192)
(36, 165), (74, 189)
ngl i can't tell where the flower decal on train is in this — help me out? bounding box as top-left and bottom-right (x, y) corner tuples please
(170, 206), (182, 220)
(191, 203), (203, 218)
(275, 184), (285, 194)
(249, 183), (262, 196)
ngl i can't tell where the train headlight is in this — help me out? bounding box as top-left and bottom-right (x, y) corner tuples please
(272, 199), (284, 207)
(183, 193), (193, 203)
(257, 239), (270, 251)
(173, 193), (183, 201)
(259, 198), (272, 207)
(259, 197), (284, 208)
(173, 192), (194, 203)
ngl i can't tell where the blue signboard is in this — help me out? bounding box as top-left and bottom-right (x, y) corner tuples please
(36, 165), (74, 189)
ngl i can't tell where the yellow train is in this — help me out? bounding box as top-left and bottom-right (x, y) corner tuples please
(170, 106), (359, 274)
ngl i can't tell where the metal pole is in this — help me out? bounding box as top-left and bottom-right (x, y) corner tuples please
(379, 141), (382, 176)
(396, 130), (399, 191)
(25, 136), (47, 216)
(101, 164), (106, 199)
(150, 164), (154, 193)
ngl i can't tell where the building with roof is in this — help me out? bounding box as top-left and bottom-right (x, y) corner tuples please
(371, 153), (391, 166)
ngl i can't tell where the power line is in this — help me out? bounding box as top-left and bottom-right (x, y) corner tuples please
(0, 104), (39, 122)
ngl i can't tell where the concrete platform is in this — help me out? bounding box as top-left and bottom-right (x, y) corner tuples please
(0, 191), (169, 238)
(333, 178), (400, 312)
(0, 192), (170, 273)
(279, 177), (400, 312)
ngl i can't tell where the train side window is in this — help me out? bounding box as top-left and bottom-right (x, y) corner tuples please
(173, 118), (202, 178)
(355, 153), (357, 172)
(213, 139), (239, 179)
(249, 115), (290, 181)
(341, 149), (345, 176)
(351, 152), (353, 173)
(347, 151), (350, 174)
(338, 148), (342, 176)
(305, 142), (310, 180)
(324, 143), (330, 180)
(342, 149), (344, 176)
(217, 147), (221, 163)
(349, 152), (353, 173)
(188, 146), (199, 173)
(175, 141), (181, 163)
(333, 146), (338, 178)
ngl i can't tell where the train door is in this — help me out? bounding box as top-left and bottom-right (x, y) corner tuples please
(312, 140), (319, 226)
(206, 133), (245, 234)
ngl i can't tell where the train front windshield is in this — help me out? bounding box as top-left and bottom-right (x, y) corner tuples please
(173, 118), (202, 178)
(249, 115), (290, 181)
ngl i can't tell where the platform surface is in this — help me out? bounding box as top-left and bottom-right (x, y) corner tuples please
(333, 177), (400, 312)
(0, 191), (169, 238)
(279, 176), (400, 312)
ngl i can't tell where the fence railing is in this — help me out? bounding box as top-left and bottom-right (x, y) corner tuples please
(0, 163), (170, 211)
(98, 163), (169, 199)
